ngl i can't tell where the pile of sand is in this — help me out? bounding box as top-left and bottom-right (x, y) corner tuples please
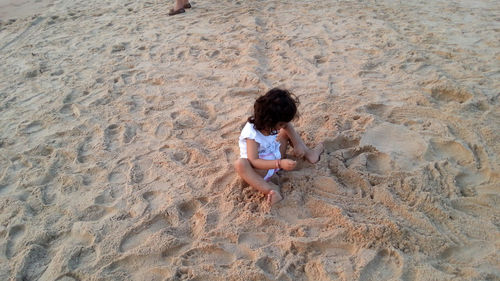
(0, 0), (498, 280)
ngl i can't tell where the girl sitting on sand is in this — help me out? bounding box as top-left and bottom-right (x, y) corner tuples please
(234, 88), (324, 206)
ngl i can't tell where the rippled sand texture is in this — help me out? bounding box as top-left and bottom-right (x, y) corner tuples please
(0, 0), (499, 280)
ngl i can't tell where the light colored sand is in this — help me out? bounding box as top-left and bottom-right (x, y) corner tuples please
(0, 0), (56, 20)
(0, 0), (499, 280)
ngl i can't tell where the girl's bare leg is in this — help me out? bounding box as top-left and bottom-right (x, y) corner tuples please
(173, 0), (184, 10)
(277, 129), (290, 157)
(282, 124), (324, 163)
(234, 158), (282, 205)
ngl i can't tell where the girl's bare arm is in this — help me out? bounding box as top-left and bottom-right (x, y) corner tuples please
(246, 139), (296, 170)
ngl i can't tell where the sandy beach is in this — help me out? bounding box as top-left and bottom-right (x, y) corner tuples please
(0, 0), (499, 280)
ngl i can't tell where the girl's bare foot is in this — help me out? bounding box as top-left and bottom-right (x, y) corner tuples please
(305, 143), (324, 164)
(267, 190), (283, 206)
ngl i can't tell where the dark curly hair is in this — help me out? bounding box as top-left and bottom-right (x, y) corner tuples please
(248, 88), (300, 134)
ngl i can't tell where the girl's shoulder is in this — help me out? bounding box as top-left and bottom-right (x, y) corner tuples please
(240, 122), (257, 136)
(241, 122), (269, 141)
(242, 121), (254, 130)
(240, 122), (275, 143)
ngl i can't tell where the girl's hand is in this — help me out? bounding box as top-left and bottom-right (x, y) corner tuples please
(280, 159), (296, 171)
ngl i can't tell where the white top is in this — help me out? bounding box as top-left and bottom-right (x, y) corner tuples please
(239, 122), (281, 160)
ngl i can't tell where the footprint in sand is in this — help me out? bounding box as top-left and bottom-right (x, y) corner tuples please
(430, 84), (472, 104)
(13, 244), (50, 281)
(208, 168), (235, 193)
(78, 205), (112, 221)
(0, 182), (15, 196)
(358, 70), (386, 79)
(326, 151), (373, 197)
(108, 172), (127, 183)
(54, 273), (80, 281)
(21, 120), (44, 134)
(180, 245), (235, 266)
(154, 121), (172, 139)
(171, 110), (205, 130)
(218, 118), (243, 140)
(310, 241), (355, 257)
(119, 215), (173, 252)
(143, 101), (174, 115)
(41, 184), (57, 205)
(103, 124), (121, 151)
(449, 191), (497, 217)
(224, 147), (238, 163)
(89, 95), (111, 107)
(364, 103), (392, 119)
(324, 134), (359, 152)
(313, 54), (328, 66)
(142, 191), (166, 212)
(121, 95), (140, 113)
(76, 136), (94, 163)
(161, 242), (189, 263)
(256, 256), (279, 276)
(119, 71), (135, 85)
(190, 100), (215, 120)
(192, 209), (217, 239)
(365, 152), (393, 175)
(129, 162), (144, 184)
(342, 145), (378, 168)
(6, 224), (25, 259)
(122, 124), (137, 144)
(59, 104), (80, 118)
(30, 144), (54, 157)
(171, 150), (190, 165)
(94, 185), (123, 205)
(110, 42), (128, 54)
(177, 198), (214, 238)
(454, 170), (486, 196)
(209, 50), (220, 58)
(178, 199), (202, 220)
(71, 222), (95, 246)
(424, 138), (474, 166)
(237, 232), (271, 250)
(108, 162), (129, 184)
(68, 246), (97, 271)
(438, 241), (495, 266)
(302, 243), (356, 279)
(359, 248), (403, 281)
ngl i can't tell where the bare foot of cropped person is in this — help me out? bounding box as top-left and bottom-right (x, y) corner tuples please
(169, 0), (190, 16)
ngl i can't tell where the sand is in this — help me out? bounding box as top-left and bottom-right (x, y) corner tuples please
(0, 0), (499, 280)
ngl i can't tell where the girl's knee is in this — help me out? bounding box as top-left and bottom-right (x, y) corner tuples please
(277, 128), (289, 139)
(277, 130), (290, 147)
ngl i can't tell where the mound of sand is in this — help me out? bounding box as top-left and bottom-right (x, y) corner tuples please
(0, 0), (498, 280)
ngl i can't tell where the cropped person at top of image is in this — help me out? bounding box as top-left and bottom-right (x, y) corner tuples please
(168, 0), (192, 16)
(234, 88), (324, 206)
